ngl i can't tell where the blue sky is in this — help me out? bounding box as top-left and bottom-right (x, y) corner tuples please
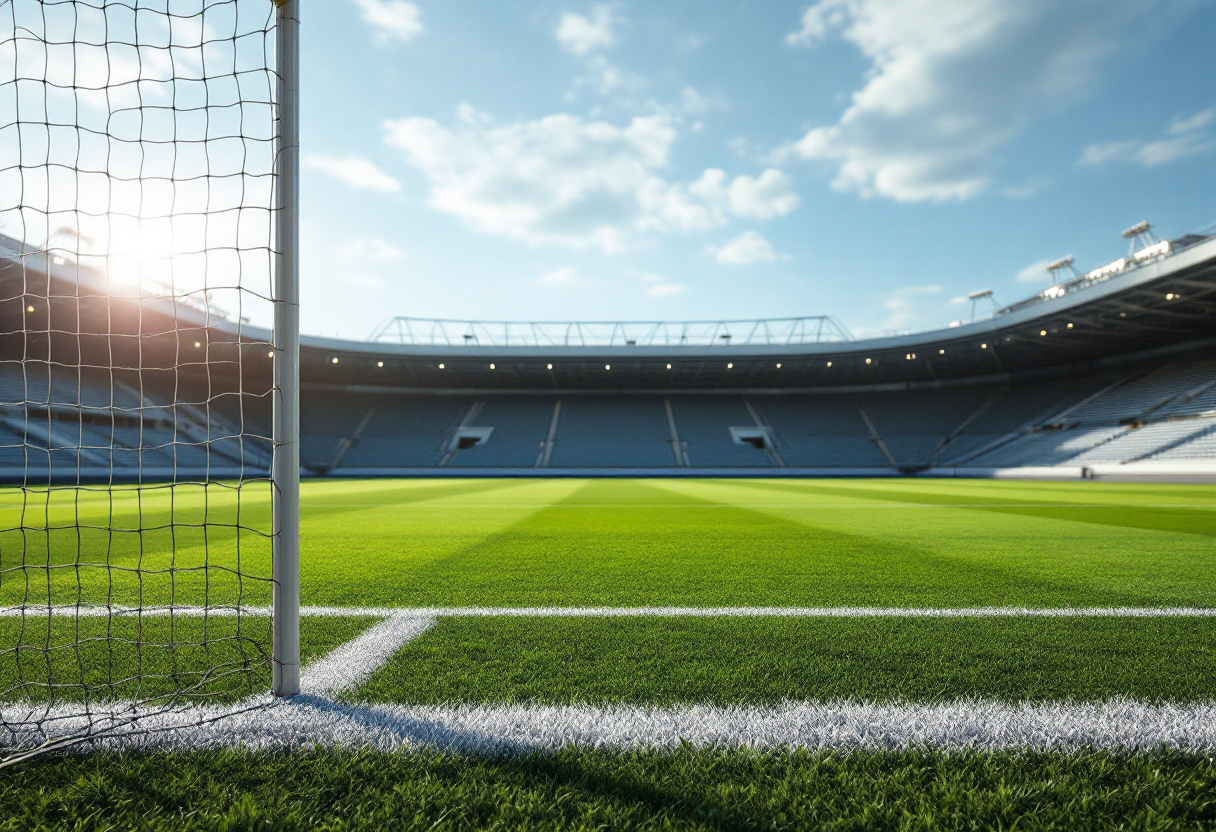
(297, 0), (1216, 339)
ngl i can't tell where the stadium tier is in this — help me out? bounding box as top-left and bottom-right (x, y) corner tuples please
(3, 229), (1215, 480)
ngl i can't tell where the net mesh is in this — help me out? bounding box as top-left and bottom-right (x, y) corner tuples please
(0, 0), (283, 764)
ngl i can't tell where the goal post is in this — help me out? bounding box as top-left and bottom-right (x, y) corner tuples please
(272, 0), (300, 699)
(0, 0), (303, 760)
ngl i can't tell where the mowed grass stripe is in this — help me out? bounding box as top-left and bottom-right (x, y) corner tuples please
(356, 616), (1216, 705)
(719, 478), (1216, 538)
(651, 479), (1216, 608)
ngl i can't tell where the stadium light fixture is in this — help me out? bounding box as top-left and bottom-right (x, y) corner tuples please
(981, 343), (988, 349)
(727, 363), (733, 369)
(331, 357), (338, 364)
(1040, 330), (1047, 336)
(939, 349), (945, 355)
(666, 363), (672, 369)
(1121, 220), (1151, 238)
(489, 363), (495, 369)
(377, 361), (384, 368)
(905, 353), (916, 360)
(776, 363), (782, 369)
(268, 351), (274, 358)
(547, 363), (553, 369)
(1067, 323), (1074, 328)
(865, 358), (872, 364)
(194, 341), (201, 348)
(826, 361), (832, 367)
(1166, 293), (1176, 300)
(605, 364), (611, 370)
(439, 363), (445, 369)
(26, 304), (34, 313)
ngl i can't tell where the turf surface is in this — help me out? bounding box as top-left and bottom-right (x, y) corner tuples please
(4, 478), (1215, 608)
(356, 616), (1216, 705)
(3, 748), (1215, 831)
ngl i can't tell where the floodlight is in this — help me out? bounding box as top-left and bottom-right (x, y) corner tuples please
(666, 363), (672, 369)
(331, 357), (338, 364)
(776, 363), (781, 368)
(727, 363), (733, 369)
(52, 256), (65, 265)
(1046, 256), (1074, 271)
(268, 351), (274, 358)
(939, 349), (945, 355)
(377, 361), (384, 367)
(1121, 220), (1151, 238)
(968, 290), (993, 301)
(489, 363), (495, 369)
(826, 361), (832, 367)
(26, 305), (34, 313)
(605, 364), (611, 370)
(439, 363), (445, 369)
(1067, 323), (1073, 328)
(1040, 330), (1046, 336)
(1166, 293), (1177, 300)
(194, 341), (201, 348)
(865, 358), (872, 364)
(981, 343), (988, 349)
(547, 363), (553, 369)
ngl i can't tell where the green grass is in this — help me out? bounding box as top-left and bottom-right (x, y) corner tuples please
(3, 748), (1216, 831)
(1, 616), (379, 704)
(356, 616), (1216, 705)
(5, 478), (1215, 608)
(5, 477), (1216, 826)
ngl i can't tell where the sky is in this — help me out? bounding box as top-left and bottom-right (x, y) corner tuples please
(5, 1), (1213, 340)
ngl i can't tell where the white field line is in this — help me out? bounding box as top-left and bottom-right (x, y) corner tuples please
(300, 616), (434, 697)
(6, 605), (1216, 619)
(7, 698), (1216, 753)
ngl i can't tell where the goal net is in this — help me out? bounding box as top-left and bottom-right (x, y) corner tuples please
(0, 0), (299, 764)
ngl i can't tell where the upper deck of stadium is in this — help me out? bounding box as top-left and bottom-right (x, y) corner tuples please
(3, 224), (1215, 393)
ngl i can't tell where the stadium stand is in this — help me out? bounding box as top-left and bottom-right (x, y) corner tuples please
(3, 227), (1215, 480)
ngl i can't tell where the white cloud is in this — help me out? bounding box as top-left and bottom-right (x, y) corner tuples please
(710, 231), (781, 265)
(383, 108), (799, 251)
(352, 0), (423, 45)
(1079, 108), (1215, 167)
(646, 282), (687, 297)
(783, 0), (1153, 202)
(306, 154), (401, 193)
(875, 284), (944, 334)
(344, 237), (404, 263)
(555, 6), (617, 56)
(538, 266), (579, 286)
(1016, 258), (1057, 283)
(691, 169), (801, 219)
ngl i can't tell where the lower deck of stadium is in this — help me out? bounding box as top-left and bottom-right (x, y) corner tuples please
(3, 349), (1214, 478)
(301, 351), (1216, 474)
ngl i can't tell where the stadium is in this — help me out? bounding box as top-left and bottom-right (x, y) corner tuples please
(4, 222), (1215, 482)
(4, 0), (1216, 828)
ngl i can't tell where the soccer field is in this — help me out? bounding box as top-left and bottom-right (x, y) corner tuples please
(5, 477), (1216, 828)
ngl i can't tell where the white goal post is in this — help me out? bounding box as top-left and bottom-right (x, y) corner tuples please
(0, 0), (302, 761)
(272, 0), (301, 699)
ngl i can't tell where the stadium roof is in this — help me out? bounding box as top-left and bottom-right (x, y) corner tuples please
(3, 230), (1215, 393)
